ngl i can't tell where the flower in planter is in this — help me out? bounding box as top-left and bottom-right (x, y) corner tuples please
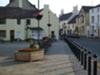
(18, 44), (41, 52)
(18, 48), (33, 52)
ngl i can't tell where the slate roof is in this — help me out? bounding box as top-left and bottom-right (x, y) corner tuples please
(95, 4), (100, 8)
(91, 4), (100, 8)
(0, 7), (41, 19)
(6, 0), (37, 10)
(80, 6), (93, 13)
(68, 15), (79, 24)
(59, 12), (72, 21)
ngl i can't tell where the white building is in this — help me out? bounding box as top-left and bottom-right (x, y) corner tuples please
(0, 0), (59, 41)
(89, 4), (100, 38)
(59, 6), (78, 35)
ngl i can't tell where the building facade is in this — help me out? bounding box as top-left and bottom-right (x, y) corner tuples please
(89, 5), (100, 38)
(0, 0), (59, 41)
(76, 6), (93, 37)
(68, 15), (79, 35)
(59, 6), (78, 36)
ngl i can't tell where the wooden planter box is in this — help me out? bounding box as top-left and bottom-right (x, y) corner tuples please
(15, 49), (44, 62)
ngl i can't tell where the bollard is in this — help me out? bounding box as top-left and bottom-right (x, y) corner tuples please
(93, 54), (97, 75)
(77, 46), (81, 61)
(81, 49), (84, 65)
(77, 46), (82, 62)
(77, 49), (80, 60)
(88, 51), (91, 75)
(83, 49), (87, 70)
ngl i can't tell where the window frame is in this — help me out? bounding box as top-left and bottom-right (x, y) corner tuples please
(91, 16), (95, 24)
(17, 19), (21, 25)
(0, 18), (6, 24)
(0, 30), (6, 38)
(26, 19), (31, 25)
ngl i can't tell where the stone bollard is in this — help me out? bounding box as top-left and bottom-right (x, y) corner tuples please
(88, 51), (92, 75)
(93, 54), (97, 75)
(83, 49), (87, 70)
(81, 49), (84, 65)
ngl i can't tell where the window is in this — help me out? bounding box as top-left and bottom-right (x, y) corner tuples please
(82, 26), (84, 31)
(82, 16), (84, 23)
(17, 19), (21, 25)
(26, 19), (31, 25)
(0, 18), (6, 24)
(92, 26), (94, 31)
(0, 30), (6, 38)
(97, 7), (99, 12)
(63, 23), (66, 28)
(91, 16), (95, 23)
(97, 15), (100, 24)
(68, 25), (70, 29)
(92, 9), (94, 13)
(72, 24), (74, 28)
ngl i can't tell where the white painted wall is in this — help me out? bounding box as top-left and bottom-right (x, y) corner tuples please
(40, 5), (59, 39)
(0, 5), (60, 41)
(0, 19), (26, 40)
(89, 6), (100, 37)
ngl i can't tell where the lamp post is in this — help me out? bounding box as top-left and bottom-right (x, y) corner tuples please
(47, 11), (51, 38)
(36, 0), (42, 46)
(47, 24), (51, 38)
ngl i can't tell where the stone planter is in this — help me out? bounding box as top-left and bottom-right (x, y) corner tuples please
(15, 49), (44, 62)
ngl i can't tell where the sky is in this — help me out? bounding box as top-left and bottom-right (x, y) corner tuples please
(0, 0), (100, 16)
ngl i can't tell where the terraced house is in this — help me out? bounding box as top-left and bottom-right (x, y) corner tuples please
(76, 6), (93, 37)
(0, 0), (59, 41)
(59, 6), (78, 35)
(89, 4), (100, 38)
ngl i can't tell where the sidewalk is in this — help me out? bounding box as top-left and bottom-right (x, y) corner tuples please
(46, 40), (86, 75)
(0, 40), (86, 75)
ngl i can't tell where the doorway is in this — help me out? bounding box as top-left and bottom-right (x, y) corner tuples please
(10, 30), (14, 41)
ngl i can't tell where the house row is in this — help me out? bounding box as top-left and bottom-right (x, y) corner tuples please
(59, 6), (78, 36)
(0, 0), (59, 41)
(59, 4), (100, 38)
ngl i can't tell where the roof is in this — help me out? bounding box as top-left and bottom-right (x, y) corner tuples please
(6, 0), (37, 10)
(0, 7), (41, 19)
(90, 4), (100, 9)
(95, 4), (100, 8)
(80, 6), (93, 13)
(59, 12), (73, 21)
(68, 15), (79, 24)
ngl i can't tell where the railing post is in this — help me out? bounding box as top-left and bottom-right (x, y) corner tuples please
(88, 51), (91, 75)
(83, 49), (87, 70)
(81, 49), (84, 65)
(93, 54), (97, 75)
(77, 45), (81, 61)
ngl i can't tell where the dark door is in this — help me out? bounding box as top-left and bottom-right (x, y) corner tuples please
(10, 30), (14, 41)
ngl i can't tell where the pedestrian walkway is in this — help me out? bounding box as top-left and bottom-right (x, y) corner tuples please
(45, 40), (86, 75)
(0, 40), (86, 75)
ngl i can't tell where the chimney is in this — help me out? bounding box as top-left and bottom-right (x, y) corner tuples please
(73, 6), (78, 15)
(61, 9), (64, 15)
(44, 5), (49, 9)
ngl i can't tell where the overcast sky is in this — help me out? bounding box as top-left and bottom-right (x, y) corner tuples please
(0, 0), (100, 16)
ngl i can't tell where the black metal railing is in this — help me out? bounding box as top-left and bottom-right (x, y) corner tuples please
(64, 38), (98, 75)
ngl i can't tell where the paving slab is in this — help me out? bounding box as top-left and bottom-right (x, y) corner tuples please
(0, 40), (87, 75)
